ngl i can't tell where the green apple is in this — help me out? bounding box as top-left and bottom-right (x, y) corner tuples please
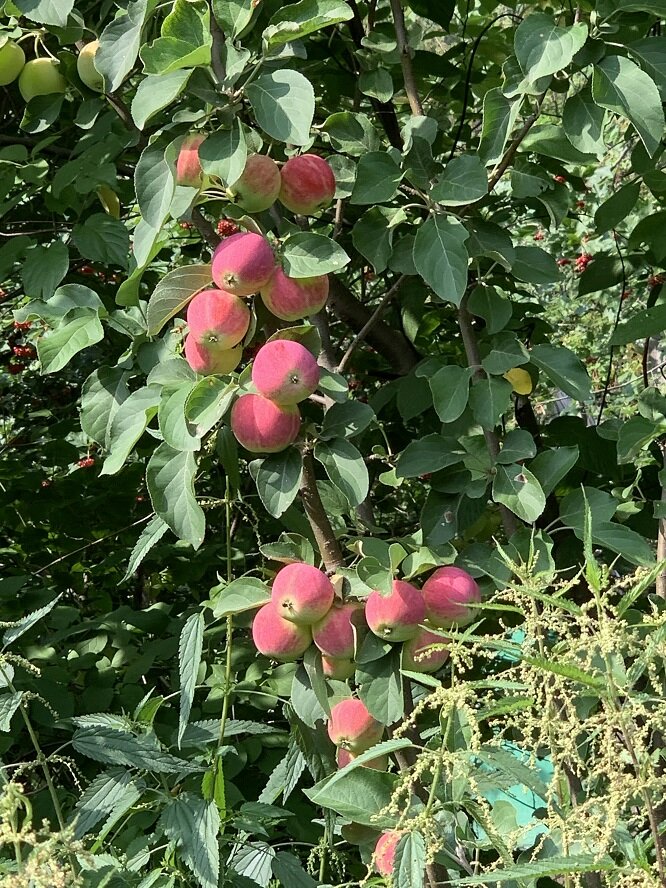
(18, 58), (66, 103)
(77, 40), (104, 92)
(0, 40), (26, 86)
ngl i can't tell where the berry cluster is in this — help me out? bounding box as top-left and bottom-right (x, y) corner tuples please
(575, 252), (593, 273)
(77, 457), (95, 468)
(216, 219), (240, 238)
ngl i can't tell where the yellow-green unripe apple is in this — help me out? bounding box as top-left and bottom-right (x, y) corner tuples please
(77, 40), (104, 92)
(0, 40), (26, 86)
(18, 58), (66, 103)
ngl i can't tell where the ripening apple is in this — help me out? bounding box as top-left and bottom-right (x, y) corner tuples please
(0, 40), (25, 86)
(77, 40), (104, 92)
(18, 58), (66, 103)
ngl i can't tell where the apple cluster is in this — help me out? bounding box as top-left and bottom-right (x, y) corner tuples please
(251, 562), (480, 672)
(0, 39), (103, 101)
(176, 143), (337, 453)
(250, 563), (481, 876)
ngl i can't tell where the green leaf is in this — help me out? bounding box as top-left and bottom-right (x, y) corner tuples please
(72, 768), (144, 839)
(100, 386), (161, 476)
(593, 55), (664, 156)
(594, 183), (640, 234)
(357, 647), (404, 724)
(146, 264), (212, 336)
(478, 88), (520, 166)
(80, 367), (131, 447)
(351, 206), (397, 273)
(142, 0), (211, 73)
(0, 692), (23, 732)
(142, 36), (211, 74)
(321, 401), (375, 439)
(73, 213), (130, 267)
(395, 435), (462, 478)
(131, 69), (192, 130)
(199, 120), (247, 186)
(21, 241), (69, 299)
(97, 0), (150, 93)
(135, 141), (176, 229)
(3, 594), (62, 648)
(322, 111), (381, 156)
(159, 383), (201, 452)
(272, 852), (318, 888)
(315, 439), (369, 507)
(213, 0), (254, 39)
(120, 515), (170, 584)
(37, 308), (104, 374)
(530, 344), (591, 401)
(496, 430), (536, 465)
(492, 464), (546, 523)
(431, 154), (488, 206)
(264, 0), (353, 49)
(72, 727), (199, 773)
(610, 302), (666, 345)
(515, 14), (587, 82)
(512, 246), (560, 284)
(212, 577), (271, 617)
(245, 70), (314, 146)
(394, 832), (426, 888)
(178, 612), (204, 747)
(468, 285), (512, 333)
(13, 0), (73, 26)
(349, 151), (403, 204)
(159, 794), (220, 888)
(469, 376), (513, 430)
(185, 377), (236, 437)
(519, 124), (597, 164)
(528, 446), (579, 497)
(430, 366), (473, 423)
(628, 37), (666, 99)
(304, 769), (396, 826)
(146, 442), (206, 549)
(413, 215), (469, 305)
(454, 855), (614, 884)
(617, 416), (662, 463)
(563, 87), (606, 156)
(359, 67), (394, 103)
(281, 233), (350, 278)
(252, 448), (303, 518)
(482, 335), (529, 375)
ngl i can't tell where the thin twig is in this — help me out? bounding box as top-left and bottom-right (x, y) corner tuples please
(458, 297), (518, 538)
(336, 275), (406, 374)
(33, 516), (152, 576)
(597, 236), (627, 424)
(389, 0), (423, 116)
(191, 208), (220, 250)
(299, 450), (345, 572)
(210, 4), (227, 84)
(657, 441), (666, 598)
(486, 90), (548, 194)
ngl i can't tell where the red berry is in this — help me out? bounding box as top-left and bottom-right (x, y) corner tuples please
(179, 221), (192, 230)
(557, 258), (571, 267)
(77, 457), (95, 468)
(8, 363), (25, 374)
(533, 230), (544, 241)
(80, 265), (95, 275)
(13, 321), (31, 331)
(41, 479), (51, 488)
(649, 274), (665, 288)
(554, 175), (566, 183)
(135, 495), (145, 503)
(420, 473), (432, 481)
(216, 219), (240, 238)
(363, 269), (376, 281)
(576, 200), (585, 209)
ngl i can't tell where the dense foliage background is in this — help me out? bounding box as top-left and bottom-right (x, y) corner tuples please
(2, 0), (666, 886)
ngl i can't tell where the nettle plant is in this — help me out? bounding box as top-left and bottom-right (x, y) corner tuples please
(2, 0), (666, 885)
